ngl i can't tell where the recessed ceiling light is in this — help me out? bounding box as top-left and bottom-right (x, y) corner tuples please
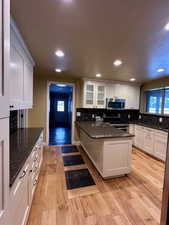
(157, 68), (165, 73)
(96, 73), (102, 77)
(164, 23), (169, 31)
(55, 50), (64, 57)
(55, 68), (62, 73)
(130, 78), (136, 82)
(113, 59), (122, 67)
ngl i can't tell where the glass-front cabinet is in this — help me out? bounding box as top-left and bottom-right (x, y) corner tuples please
(83, 81), (106, 108)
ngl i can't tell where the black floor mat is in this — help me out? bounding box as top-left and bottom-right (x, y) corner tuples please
(63, 155), (84, 166)
(61, 145), (79, 153)
(65, 169), (96, 189)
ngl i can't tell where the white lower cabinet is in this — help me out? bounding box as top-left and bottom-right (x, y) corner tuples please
(134, 125), (168, 162)
(0, 119), (9, 225)
(154, 131), (168, 161)
(8, 132), (43, 225)
(143, 128), (154, 155)
(135, 125), (144, 150)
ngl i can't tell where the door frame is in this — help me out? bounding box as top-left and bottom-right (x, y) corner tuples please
(46, 81), (75, 145)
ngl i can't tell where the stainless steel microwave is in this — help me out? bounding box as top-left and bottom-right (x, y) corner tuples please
(106, 98), (125, 109)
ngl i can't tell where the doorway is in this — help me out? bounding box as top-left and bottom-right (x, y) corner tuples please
(48, 83), (73, 145)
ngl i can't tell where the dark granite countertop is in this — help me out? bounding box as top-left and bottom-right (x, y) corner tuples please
(10, 128), (43, 187)
(76, 121), (134, 139)
(133, 121), (169, 133)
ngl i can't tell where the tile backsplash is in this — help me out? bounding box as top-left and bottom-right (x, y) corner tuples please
(76, 108), (139, 123)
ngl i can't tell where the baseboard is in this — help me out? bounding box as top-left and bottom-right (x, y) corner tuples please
(72, 141), (80, 146)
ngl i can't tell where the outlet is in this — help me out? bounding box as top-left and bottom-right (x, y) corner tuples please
(128, 114), (131, 119)
(76, 112), (81, 117)
(159, 117), (163, 123)
(92, 114), (95, 118)
(139, 115), (142, 119)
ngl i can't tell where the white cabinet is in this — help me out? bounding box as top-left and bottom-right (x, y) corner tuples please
(154, 131), (168, 161)
(84, 82), (95, 108)
(129, 124), (135, 145)
(0, 119), (9, 225)
(23, 62), (33, 109)
(135, 125), (144, 150)
(10, 161), (30, 225)
(0, 0), (10, 119)
(8, 132), (43, 225)
(96, 84), (106, 108)
(83, 81), (106, 108)
(134, 124), (168, 162)
(143, 127), (154, 155)
(10, 19), (35, 111)
(106, 83), (140, 109)
(82, 79), (140, 109)
(10, 44), (24, 110)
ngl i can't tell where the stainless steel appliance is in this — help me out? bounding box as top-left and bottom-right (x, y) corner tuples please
(106, 98), (125, 109)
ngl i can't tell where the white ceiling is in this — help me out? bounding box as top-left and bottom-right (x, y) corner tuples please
(11, 0), (169, 83)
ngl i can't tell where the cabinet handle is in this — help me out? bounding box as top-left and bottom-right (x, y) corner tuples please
(10, 105), (14, 108)
(29, 169), (33, 174)
(19, 170), (26, 179)
(33, 179), (38, 186)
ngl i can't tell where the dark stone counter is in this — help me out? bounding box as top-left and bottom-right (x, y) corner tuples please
(10, 128), (43, 187)
(76, 121), (134, 139)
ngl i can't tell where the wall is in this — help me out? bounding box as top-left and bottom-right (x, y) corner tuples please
(28, 72), (81, 142)
(140, 76), (169, 112)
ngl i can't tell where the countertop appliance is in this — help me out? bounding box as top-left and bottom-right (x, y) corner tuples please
(106, 98), (125, 109)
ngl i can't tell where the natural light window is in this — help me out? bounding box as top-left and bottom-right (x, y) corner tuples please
(57, 101), (64, 112)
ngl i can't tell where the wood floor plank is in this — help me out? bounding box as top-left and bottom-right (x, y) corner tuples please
(27, 145), (164, 225)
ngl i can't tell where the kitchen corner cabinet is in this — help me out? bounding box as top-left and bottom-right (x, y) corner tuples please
(9, 19), (35, 111)
(83, 81), (106, 108)
(0, 119), (9, 225)
(0, 0), (10, 119)
(133, 124), (168, 162)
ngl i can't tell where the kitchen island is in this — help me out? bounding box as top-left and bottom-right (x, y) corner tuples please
(76, 121), (134, 179)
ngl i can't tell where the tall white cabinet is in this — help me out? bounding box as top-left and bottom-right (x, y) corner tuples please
(10, 19), (35, 110)
(0, 0), (10, 225)
(0, 0), (10, 119)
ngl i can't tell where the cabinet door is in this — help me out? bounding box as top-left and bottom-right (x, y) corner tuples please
(0, 0), (10, 119)
(9, 45), (24, 110)
(10, 162), (30, 225)
(22, 62), (33, 109)
(135, 126), (144, 149)
(0, 118), (9, 225)
(143, 128), (154, 155)
(96, 84), (105, 108)
(84, 82), (95, 108)
(154, 132), (168, 161)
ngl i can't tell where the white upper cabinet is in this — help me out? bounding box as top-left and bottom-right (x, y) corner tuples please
(96, 84), (106, 108)
(83, 81), (106, 108)
(10, 18), (35, 110)
(0, 0), (10, 119)
(83, 79), (140, 109)
(84, 82), (95, 108)
(10, 45), (24, 110)
(22, 61), (33, 109)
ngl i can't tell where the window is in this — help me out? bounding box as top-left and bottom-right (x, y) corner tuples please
(146, 90), (163, 114)
(145, 88), (169, 115)
(57, 101), (64, 112)
(164, 89), (169, 114)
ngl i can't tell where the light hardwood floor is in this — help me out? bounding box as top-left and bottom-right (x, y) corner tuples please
(27, 146), (165, 225)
